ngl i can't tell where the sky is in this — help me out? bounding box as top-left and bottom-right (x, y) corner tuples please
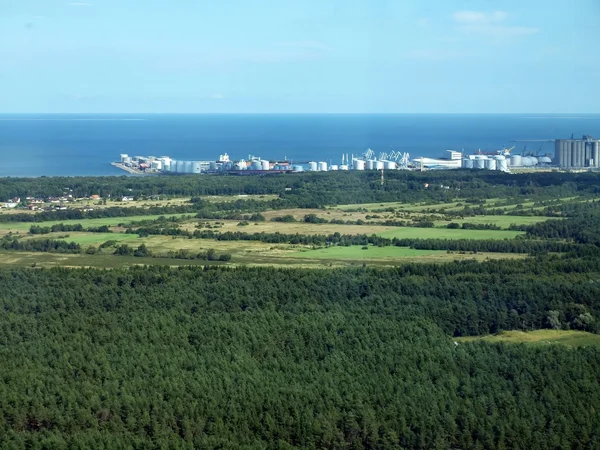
(0, 0), (599, 113)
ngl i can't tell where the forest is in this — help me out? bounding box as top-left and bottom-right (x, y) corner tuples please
(0, 262), (600, 448)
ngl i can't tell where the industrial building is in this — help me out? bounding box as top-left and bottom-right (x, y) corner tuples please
(555, 135), (600, 168)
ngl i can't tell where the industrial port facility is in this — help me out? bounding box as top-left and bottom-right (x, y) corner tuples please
(111, 134), (599, 175)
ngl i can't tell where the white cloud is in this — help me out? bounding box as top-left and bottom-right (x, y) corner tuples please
(273, 41), (333, 52)
(460, 25), (539, 38)
(452, 10), (508, 24)
(452, 10), (539, 39)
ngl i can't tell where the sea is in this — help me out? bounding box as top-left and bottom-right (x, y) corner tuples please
(0, 114), (599, 177)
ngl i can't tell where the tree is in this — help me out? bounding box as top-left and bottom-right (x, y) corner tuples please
(546, 310), (561, 330)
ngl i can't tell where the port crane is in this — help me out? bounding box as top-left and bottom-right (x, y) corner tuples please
(360, 148), (411, 169)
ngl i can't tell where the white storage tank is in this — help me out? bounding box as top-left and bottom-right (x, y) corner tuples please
(176, 160), (185, 173)
(192, 161), (202, 173)
(375, 161), (385, 170)
(292, 165), (304, 172)
(353, 160), (365, 170)
(168, 160), (176, 172)
(384, 160), (397, 170)
(318, 161), (328, 171)
(340, 164), (349, 170)
(330, 165), (339, 171)
(510, 155), (522, 167)
(522, 157), (534, 167)
(530, 157), (538, 166)
(120, 154), (129, 163)
(150, 160), (162, 170)
(366, 160), (376, 170)
(494, 155), (508, 172)
(308, 161), (318, 171)
(485, 158), (497, 170)
(462, 158), (474, 169)
(474, 155), (487, 169)
(184, 161), (193, 173)
(261, 160), (270, 171)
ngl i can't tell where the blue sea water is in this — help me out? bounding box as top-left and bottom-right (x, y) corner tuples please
(0, 114), (599, 177)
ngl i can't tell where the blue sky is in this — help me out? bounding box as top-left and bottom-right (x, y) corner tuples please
(1, 0), (599, 113)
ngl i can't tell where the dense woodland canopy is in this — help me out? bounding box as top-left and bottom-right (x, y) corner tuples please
(2, 170), (600, 207)
(1, 261), (600, 448)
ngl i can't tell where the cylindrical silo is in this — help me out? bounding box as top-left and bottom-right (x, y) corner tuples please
(375, 161), (385, 170)
(494, 155), (507, 171)
(462, 158), (474, 169)
(261, 160), (270, 170)
(192, 161), (201, 173)
(510, 155), (522, 167)
(353, 160), (365, 170)
(384, 161), (397, 170)
(485, 158), (496, 170)
(318, 161), (328, 171)
(309, 161), (318, 171)
(530, 157), (538, 166)
(292, 165), (304, 172)
(176, 160), (185, 173)
(184, 161), (193, 173)
(474, 156), (487, 169)
(366, 160), (376, 170)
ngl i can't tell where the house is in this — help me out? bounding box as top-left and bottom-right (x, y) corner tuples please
(90, 195), (101, 200)
(121, 196), (134, 202)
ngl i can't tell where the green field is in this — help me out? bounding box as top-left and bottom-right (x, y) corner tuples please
(52, 232), (142, 246)
(456, 330), (600, 347)
(378, 227), (523, 240)
(0, 250), (226, 269)
(433, 215), (552, 228)
(0, 214), (192, 233)
(333, 197), (580, 214)
(289, 245), (525, 262)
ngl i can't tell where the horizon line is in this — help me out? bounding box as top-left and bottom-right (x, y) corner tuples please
(0, 112), (599, 115)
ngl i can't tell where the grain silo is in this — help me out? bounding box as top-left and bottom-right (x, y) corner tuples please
(353, 160), (365, 170)
(485, 158), (496, 170)
(495, 155), (508, 172)
(474, 155), (487, 169)
(510, 155), (522, 167)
